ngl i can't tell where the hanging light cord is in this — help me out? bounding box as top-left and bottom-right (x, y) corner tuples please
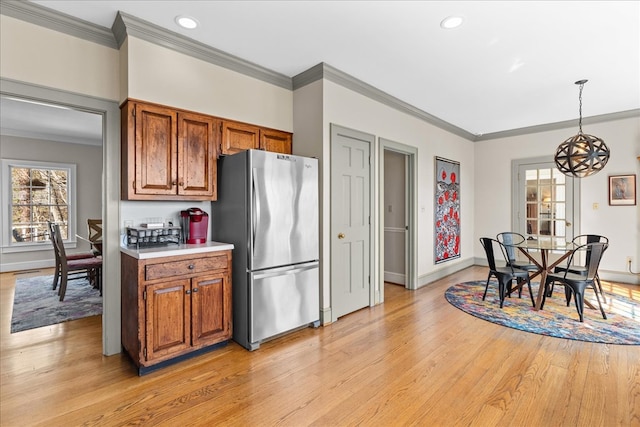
(577, 81), (584, 134)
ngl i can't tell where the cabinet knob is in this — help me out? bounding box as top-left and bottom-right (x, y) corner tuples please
(192, 288), (198, 293)
(188, 264), (195, 270)
(185, 290), (191, 295)
(171, 180), (177, 186)
(179, 181), (184, 187)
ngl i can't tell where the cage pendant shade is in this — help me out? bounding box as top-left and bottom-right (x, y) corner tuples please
(554, 133), (610, 178)
(554, 80), (610, 178)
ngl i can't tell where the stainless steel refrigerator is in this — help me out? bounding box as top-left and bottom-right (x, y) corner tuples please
(212, 149), (319, 350)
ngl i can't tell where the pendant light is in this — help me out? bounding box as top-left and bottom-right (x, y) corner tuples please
(554, 80), (610, 178)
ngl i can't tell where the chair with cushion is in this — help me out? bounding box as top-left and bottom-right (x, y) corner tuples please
(47, 221), (97, 291)
(552, 234), (608, 294)
(542, 242), (608, 322)
(480, 237), (535, 308)
(49, 223), (102, 301)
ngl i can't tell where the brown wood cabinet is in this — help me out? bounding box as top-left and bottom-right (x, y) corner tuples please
(121, 249), (232, 374)
(221, 120), (260, 155)
(121, 100), (219, 201)
(259, 128), (293, 154)
(221, 120), (292, 155)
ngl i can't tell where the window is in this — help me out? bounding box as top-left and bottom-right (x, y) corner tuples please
(1, 159), (76, 251)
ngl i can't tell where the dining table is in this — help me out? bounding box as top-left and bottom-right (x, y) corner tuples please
(509, 239), (578, 310)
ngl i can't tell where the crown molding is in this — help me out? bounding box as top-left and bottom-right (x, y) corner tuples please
(113, 12), (292, 90)
(0, 0), (117, 49)
(475, 109), (640, 141)
(5, 2), (635, 143)
(293, 63), (476, 141)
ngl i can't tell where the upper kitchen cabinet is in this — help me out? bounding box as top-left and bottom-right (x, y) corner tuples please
(259, 128), (293, 154)
(121, 100), (219, 201)
(220, 120), (260, 155)
(221, 120), (292, 155)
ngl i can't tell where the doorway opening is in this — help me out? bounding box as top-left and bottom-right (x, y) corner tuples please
(380, 138), (417, 299)
(1, 78), (121, 355)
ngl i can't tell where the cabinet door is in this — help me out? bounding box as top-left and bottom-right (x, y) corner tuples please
(191, 273), (232, 346)
(260, 128), (292, 154)
(178, 112), (218, 199)
(145, 279), (191, 361)
(221, 121), (259, 155)
(135, 103), (178, 195)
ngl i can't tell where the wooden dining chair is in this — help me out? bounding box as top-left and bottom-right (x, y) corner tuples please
(87, 218), (103, 255)
(49, 223), (102, 301)
(47, 222), (96, 291)
(542, 242), (608, 322)
(480, 237), (535, 308)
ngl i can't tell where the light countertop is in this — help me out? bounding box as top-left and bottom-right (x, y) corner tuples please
(120, 241), (234, 260)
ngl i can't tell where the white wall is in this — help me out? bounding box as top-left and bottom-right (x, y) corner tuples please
(293, 78), (476, 321)
(124, 37), (293, 131)
(474, 116), (640, 284)
(322, 80), (475, 282)
(0, 15), (119, 100)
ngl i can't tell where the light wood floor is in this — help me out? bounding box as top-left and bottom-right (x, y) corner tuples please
(1, 266), (638, 426)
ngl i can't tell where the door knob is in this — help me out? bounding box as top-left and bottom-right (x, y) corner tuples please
(338, 233), (345, 239)
(566, 221), (572, 226)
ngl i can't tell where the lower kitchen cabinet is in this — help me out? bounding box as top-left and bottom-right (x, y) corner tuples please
(121, 249), (232, 374)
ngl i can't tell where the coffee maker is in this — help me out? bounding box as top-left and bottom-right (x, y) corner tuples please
(180, 208), (209, 244)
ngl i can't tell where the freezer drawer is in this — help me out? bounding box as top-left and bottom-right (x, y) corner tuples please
(250, 262), (319, 346)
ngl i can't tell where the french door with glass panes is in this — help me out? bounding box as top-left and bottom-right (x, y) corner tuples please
(515, 161), (576, 246)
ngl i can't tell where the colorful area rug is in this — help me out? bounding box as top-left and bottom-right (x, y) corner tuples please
(11, 275), (102, 333)
(445, 281), (640, 345)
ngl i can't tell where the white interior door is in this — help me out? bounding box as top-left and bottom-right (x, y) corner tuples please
(331, 125), (372, 321)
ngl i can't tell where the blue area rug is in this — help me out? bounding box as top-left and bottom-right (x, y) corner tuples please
(445, 281), (640, 345)
(11, 275), (102, 333)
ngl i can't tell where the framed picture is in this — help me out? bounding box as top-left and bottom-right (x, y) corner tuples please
(609, 174), (636, 206)
(434, 157), (461, 264)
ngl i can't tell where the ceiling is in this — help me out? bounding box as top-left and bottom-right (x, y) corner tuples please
(2, 1), (639, 144)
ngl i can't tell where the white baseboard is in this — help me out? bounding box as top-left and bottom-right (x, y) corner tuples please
(384, 271), (405, 285)
(0, 259), (55, 273)
(418, 258), (475, 288)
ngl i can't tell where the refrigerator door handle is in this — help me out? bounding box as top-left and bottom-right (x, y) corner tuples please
(252, 262), (319, 280)
(251, 168), (259, 260)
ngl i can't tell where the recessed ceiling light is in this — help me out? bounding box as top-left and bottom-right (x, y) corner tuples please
(175, 15), (198, 30)
(440, 16), (464, 29)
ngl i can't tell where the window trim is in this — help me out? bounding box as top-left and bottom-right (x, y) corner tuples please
(1, 158), (77, 253)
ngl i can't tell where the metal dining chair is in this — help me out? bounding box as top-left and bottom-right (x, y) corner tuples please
(496, 232), (539, 299)
(480, 237), (535, 308)
(542, 242), (608, 322)
(552, 234), (608, 295)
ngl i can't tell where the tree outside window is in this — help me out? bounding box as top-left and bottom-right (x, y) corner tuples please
(2, 159), (76, 248)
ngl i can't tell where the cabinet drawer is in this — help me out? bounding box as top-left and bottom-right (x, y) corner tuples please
(145, 255), (227, 281)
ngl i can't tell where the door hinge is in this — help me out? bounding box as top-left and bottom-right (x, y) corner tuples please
(143, 290), (147, 300)
(143, 347), (147, 358)
(132, 180), (136, 190)
(132, 108), (136, 118)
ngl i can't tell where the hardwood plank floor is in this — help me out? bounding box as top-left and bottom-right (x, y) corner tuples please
(1, 266), (638, 426)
